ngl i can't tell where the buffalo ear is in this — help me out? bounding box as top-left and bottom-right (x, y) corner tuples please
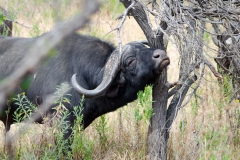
(106, 72), (126, 97)
(106, 85), (120, 97)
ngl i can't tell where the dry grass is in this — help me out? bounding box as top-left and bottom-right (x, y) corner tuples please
(0, 0), (240, 159)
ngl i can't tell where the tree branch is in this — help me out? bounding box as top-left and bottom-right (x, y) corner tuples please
(0, 0), (100, 108)
(120, 0), (165, 49)
(107, 1), (136, 54)
(166, 75), (197, 135)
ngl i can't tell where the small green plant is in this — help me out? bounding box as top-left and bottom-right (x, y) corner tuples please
(53, 83), (71, 108)
(0, 12), (7, 36)
(95, 114), (109, 151)
(0, 11), (6, 25)
(30, 23), (41, 37)
(131, 85), (154, 150)
(72, 95), (94, 160)
(179, 119), (187, 133)
(220, 74), (234, 102)
(12, 92), (37, 123)
(0, 10), (12, 36)
(190, 95), (199, 117)
(136, 85), (154, 125)
(50, 83), (73, 158)
(203, 32), (211, 43)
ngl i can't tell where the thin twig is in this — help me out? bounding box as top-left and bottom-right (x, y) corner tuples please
(108, 0), (136, 54)
(10, 19), (32, 29)
(229, 87), (240, 104)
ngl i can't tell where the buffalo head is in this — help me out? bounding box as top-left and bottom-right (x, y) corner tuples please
(71, 41), (169, 98)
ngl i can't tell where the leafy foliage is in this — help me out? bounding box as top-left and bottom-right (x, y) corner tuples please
(12, 93), (37, 122)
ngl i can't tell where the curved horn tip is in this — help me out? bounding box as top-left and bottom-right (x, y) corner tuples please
(138, 40), (149, 46)
(71, 74), (77, 84)
(72, 73), (77, 78)
(71, 73), (109, 99)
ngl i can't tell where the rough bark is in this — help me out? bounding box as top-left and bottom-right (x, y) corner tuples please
(120, 1), (168, 159)
(147, 69), (168, 159)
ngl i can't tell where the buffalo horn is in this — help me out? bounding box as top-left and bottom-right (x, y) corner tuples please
(71, 45), (130, 98)
(138, 40), (149, 46)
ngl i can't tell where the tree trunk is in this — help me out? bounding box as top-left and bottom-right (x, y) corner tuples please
(120, 1), (168, 159)
(147, 70), (168, 160)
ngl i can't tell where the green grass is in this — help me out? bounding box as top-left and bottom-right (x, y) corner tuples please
(0, 0), (240, 159)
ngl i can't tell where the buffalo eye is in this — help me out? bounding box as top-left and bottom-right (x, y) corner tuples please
(126, 58), (136, 67)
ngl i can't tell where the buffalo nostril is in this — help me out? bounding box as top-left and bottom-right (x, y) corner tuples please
(153, 49), (166, 59)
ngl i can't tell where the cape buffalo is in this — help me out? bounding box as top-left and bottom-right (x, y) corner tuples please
(0, 7), (12, 36)
(0, 33), (169, 141)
